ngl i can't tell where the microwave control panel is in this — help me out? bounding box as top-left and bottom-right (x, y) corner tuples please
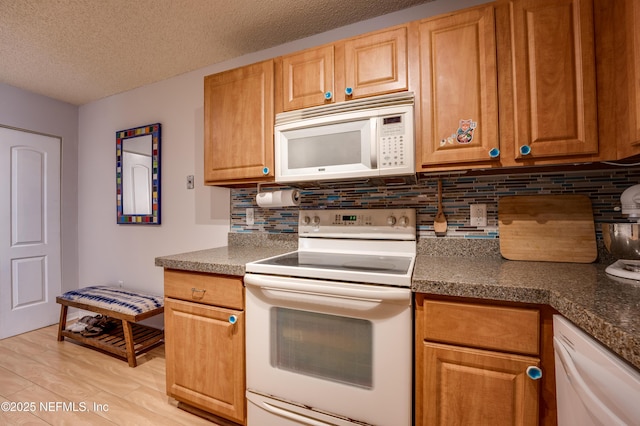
(379, 115), (407, 169)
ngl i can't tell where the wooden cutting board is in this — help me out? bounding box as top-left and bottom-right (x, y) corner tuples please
(498, 195), (597, 263)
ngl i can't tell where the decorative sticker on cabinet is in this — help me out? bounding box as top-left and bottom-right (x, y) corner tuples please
(440, 119), (477, 146)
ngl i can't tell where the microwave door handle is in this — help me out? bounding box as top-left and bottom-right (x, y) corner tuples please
(370, 119), (377, 168)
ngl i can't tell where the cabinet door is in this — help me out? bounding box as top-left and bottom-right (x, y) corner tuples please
(502, 0), (598, 160)
(341, 27), (408, 100)
(204, 60), (274, 185)
(281, 45), (334, 111)
(165, 297), (245, 424)
(418, 341), (540, 426)
(417, 5), (500, 169)
(611, 0), (640, 159)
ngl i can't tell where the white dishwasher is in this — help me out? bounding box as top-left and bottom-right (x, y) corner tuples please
(553, 315), (640, 425)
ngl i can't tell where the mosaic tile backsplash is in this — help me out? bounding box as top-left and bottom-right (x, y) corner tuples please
(230, 167), (640, 239)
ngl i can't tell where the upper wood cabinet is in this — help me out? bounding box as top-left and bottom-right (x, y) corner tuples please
(280, 45), (334, 111)
(278, 26), (408, 112)
(204, 59), (274, 185)
(596, 0), (640, 159)
(496, 0), (601, 165)
(341, 27), (408, 100)
(415, 5), (500, 170)
(620, 0), (640, 158)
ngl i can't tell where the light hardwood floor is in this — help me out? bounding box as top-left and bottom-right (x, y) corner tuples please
(0, 324), (222, 425)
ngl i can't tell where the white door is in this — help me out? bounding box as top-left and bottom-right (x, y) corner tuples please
(0, 126), (61, 339)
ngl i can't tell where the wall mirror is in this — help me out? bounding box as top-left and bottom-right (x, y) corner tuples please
(116, 123), (161, 224)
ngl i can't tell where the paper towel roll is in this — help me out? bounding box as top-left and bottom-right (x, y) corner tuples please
(256, 189), (301, 208)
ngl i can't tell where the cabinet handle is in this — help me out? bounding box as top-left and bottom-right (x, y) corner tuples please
(228, 315), (238, 324)
(520, 145), (532, 156)
(324, 91), (333, 100)
(345, 87), (353, 96)
(526, 366), (542, 380)
(262, 166), (269, 175)
(191, 287), (206, 299)
(488, 148), (500, 158)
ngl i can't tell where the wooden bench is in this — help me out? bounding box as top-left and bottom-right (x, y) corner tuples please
(56, 286), (164, 367)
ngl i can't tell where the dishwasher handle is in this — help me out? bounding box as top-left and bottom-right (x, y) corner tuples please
(553, 337), (625, 426)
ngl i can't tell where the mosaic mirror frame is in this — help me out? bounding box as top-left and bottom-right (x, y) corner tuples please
(116, 123), (161, 225)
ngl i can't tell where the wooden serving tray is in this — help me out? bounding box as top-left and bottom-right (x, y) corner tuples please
(498, 195), (597, 263)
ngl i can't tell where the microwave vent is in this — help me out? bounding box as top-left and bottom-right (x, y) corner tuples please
(286, 174), (417, 190)
(276, 92), (415, 126)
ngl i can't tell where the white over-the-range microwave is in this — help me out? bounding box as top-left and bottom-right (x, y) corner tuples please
(274, 92), (415, 184)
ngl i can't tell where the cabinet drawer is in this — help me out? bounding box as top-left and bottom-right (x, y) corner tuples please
(422, 300), (539, 355)
(164, 269), (244, 310)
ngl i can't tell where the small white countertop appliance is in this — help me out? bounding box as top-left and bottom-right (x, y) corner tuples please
(603, 184), (640, 281)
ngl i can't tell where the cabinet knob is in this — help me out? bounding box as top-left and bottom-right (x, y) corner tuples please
(520, 145), (532, 156)
(324, 91), (333, 100)
(526, 366), (542, 380)
(489, 148), (500, 158)
(229, 315), (238, 324)
(262, 166), (269, 175)
(345, 87), (353, 96)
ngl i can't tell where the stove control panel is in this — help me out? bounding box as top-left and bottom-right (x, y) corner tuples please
(299, 208), (416, 239)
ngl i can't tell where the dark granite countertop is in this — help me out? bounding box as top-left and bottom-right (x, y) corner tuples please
(155, 236), (639, 371)
(155, 245), (294, 276)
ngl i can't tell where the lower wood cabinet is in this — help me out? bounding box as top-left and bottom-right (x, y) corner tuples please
(415, 295), (557, 426)
(421, 342), (540, 425)
(164, 269), (246, 425)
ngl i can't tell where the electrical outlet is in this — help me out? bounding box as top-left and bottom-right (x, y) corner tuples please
(187, 175), (194, 189)
(117, 280), (124, 288)
(470, 204), (487, 227)
(246, 208), (255, 225)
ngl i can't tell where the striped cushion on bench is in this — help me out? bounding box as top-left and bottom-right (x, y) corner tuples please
(59, 286), (163, 316)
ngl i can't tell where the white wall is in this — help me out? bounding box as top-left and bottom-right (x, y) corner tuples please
(77, 0), (487, 297)
(0, 82), (79, 294)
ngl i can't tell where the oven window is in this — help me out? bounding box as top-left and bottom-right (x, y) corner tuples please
(288, 131), (362, 169)
(271, 307), (373, 389)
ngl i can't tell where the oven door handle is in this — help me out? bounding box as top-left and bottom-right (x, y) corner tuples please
(244, 273), (409, 304)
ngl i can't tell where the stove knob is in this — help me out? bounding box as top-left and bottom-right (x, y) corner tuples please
(302, 216), (311, 225)
(312, 216), (321, 225)
(387, 216), (397, 226)
(399, 216), (409, 227)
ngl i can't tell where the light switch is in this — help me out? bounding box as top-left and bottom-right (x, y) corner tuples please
(187, 175), (194, 189)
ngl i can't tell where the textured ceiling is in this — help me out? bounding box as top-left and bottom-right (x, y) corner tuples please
(0, 0), (434, 106)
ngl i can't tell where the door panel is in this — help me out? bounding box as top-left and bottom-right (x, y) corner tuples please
(508, 0), (598, 159)
(343, 27), (408, 99)
(282, 45), (334, 110)
(420, 341), (540, 426)
(418, 5), (500, 167)
(0, 126), (61, 339)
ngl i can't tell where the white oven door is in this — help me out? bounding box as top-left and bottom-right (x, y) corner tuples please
(244, 273), (412, 426)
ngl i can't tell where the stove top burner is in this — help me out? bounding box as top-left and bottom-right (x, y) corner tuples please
(257, 251), (414, 276)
